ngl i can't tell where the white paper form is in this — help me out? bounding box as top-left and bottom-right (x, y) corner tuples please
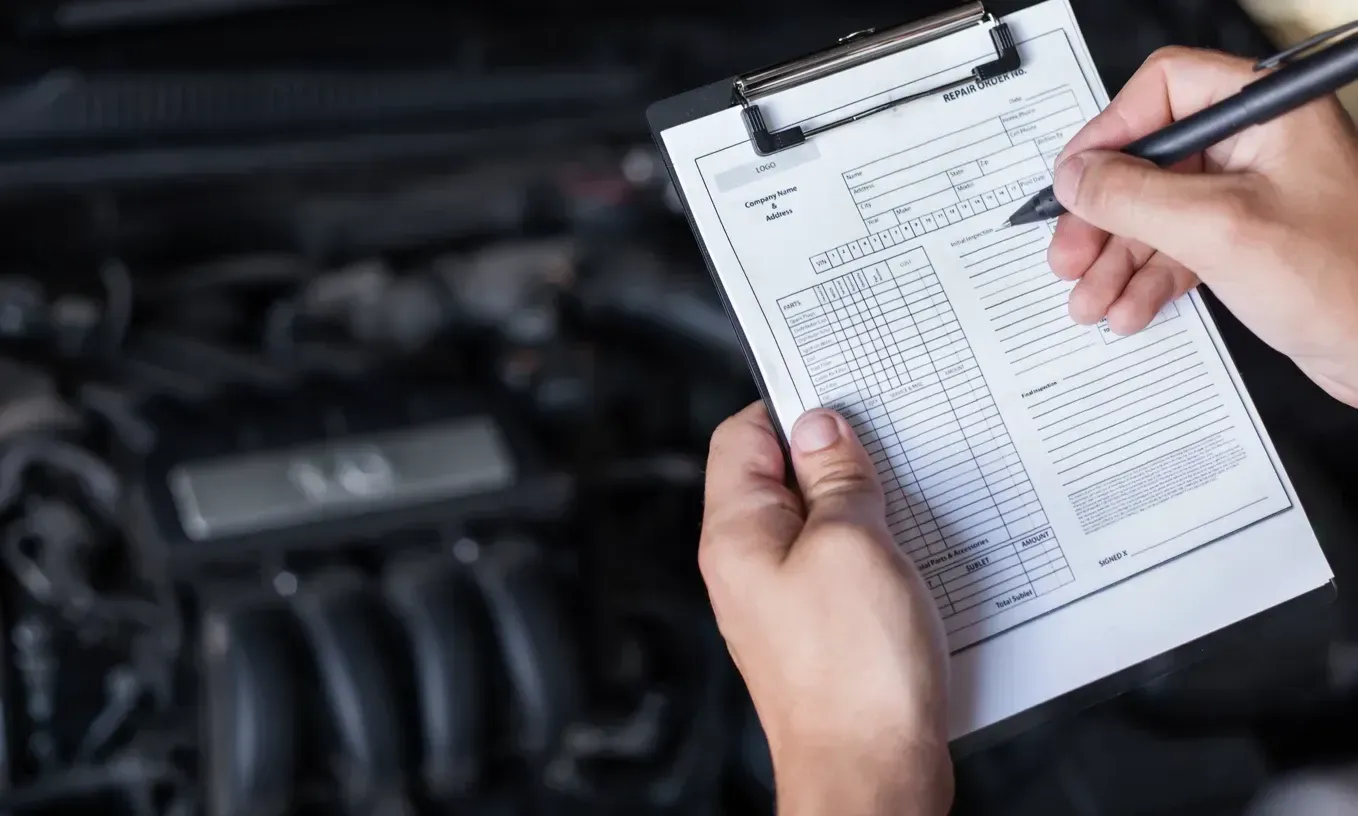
(659, 0), (1333, 738)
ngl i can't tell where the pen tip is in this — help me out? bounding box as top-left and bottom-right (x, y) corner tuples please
(1000, 219), (1012, 229)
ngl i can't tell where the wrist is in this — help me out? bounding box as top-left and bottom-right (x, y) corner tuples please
(772, 738), (953, 816)
(1297, 354), (1358, 409)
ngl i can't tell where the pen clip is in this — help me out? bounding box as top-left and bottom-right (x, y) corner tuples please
(1255, 19), (1358, 71)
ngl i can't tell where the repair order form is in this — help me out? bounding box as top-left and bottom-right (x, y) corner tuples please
(657, 0), (1333, 738)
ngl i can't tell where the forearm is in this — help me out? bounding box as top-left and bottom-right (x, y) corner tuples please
(774, 741), (953, 816)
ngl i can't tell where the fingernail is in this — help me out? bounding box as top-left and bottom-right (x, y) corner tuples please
(792, 410), (841, 454)
(1053, 154), (1087, 206)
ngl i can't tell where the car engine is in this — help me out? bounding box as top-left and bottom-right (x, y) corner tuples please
(0, 152), (765, 812)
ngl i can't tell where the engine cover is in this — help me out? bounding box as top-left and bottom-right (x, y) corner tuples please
(132, 382), (568, 563)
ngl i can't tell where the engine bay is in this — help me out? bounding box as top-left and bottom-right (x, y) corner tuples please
(0, 142), (772, 815)
(0, 2), (1354, 815)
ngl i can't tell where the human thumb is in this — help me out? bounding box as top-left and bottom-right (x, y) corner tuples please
(1054, 149), (1252, 272)
(789, 409), (885, 530)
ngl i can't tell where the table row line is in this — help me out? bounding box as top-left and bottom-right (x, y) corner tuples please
(891, 487), (1041, 543)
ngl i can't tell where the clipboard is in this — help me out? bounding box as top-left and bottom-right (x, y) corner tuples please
(647, 0), (1337, 754)
(647, 1), (1035, 454)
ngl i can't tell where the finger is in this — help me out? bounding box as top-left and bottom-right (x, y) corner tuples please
(1106, 254), (1200, 336)
(1053, 149), (1260, 273)
(1049, 212), (1109, 282)
(1046, 47), (1253, 290)
(1058, 46), (1256, 166)
(788, 409), (885, 533)
(700, 403), (804, 569)
(1067, 236), (1154, 325)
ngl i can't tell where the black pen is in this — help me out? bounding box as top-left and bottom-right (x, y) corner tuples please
(1005, 20), (1358, 228)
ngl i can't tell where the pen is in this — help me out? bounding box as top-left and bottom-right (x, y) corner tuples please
(1004, 20), (1358, 228)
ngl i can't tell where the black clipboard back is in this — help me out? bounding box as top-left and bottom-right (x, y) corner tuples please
(647, 81), (802, 454)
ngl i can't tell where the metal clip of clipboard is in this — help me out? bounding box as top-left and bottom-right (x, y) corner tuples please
(734, 1), (1022, 156)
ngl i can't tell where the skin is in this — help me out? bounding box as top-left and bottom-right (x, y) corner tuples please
(701, 405), (952, 816)
(699, 47), (1358, 815)
(1049, 47), (1358, 407)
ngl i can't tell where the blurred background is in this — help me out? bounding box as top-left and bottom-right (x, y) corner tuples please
(0, 1), (1353, 815)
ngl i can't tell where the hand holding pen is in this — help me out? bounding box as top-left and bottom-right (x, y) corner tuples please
(1026, 42), (1358, 408)
(1006, 20), (1358, 226)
